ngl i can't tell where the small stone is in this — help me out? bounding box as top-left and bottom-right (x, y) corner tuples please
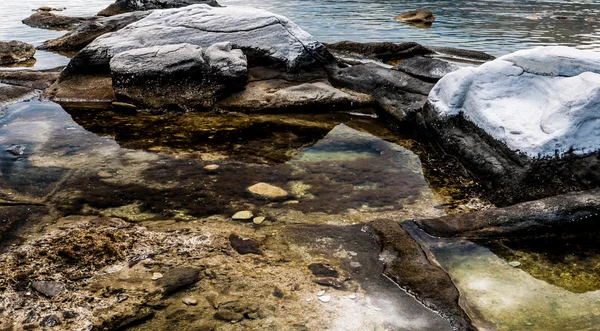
(272, 287), (284, 298)
(151, 272), (163, 280)
(284, 200), (299, 204)
(247, 182), (288, 200)
(350, 261), (362, 268)
(38, 6), (52, 11)
(314, 278), (346, 290)
(253, 217), (265, 225)
(111, 101), (137, 110)
(62, 311), (77, 319)
(348, 294), (357, 300)
(183, 298), (198, 306)
(306, 298), (311, 302)
(316, 290), (326, 297)
(117, 294), (128, 302)
(6, 145), (26, 156)
(318, 294), (331, 303)
(508, 261), (521, 267)
(158, 268), (201, 295)
(214, 310), (244, 322)
(308, 263), (339, 278)
(232, 210), (253, 221)
(31, 281), (65, 298)
(40, 315), (60, 327)
(229, 234), (262, 255)
(204, 164), (219, 171)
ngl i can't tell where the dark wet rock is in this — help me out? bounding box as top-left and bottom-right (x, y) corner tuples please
(0, 41), (35, 65)
(328, 63), (433, 121)
(324, 41), (431, 63)
(6, 145), (26, 156)
(214, 309), (244, 322)
(95, 307), (155, 330)
(313, 278), (346, 290)
(158, 267), (201, 295)
(229, 234), (261, 255)
(39, 315), (60, 328)
(0, 207), (49, 252)
(66, 5), (335, 75)
(109, 42), (247, 110)
(43, 74), (114, 102)
(308, 263), (339, 278)
(22, 12), (91, 30)
(426, 46), (496, 63)
(394, 9), (436, 24)
(39, 11), (151, 52)
(370, 219), (476, 331)
(416, 188), (600, 238)
(98, 0), (220, 16)
(62, 311), (77, 319)
(272, 287), (284, 298)
(393, 56), (459, 81)
(0, 68), (61, 89)
(0, 85), (37, 107)
(31, 281), (65, 298)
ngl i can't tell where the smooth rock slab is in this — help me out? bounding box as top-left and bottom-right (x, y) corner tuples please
(31, 281), (65, 298)
(247, 182), (288, 200)
(0, 41), (35, 65)
(67, 5), (334, 75)
(429, 46), (600, 158)
(393, 56), (459, 81)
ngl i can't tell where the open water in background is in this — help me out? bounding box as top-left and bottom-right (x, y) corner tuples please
(0, 0), (599, 69)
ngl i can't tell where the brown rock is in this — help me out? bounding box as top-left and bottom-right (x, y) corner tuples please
(22, 12), (91, 30)
(308, 263), (339, 278)
(214, 310), (243, 322)
(394, 9), (436, 24)
(247, 182), (288, 200)
(229, 234), (261, 255)
(0, 41), (35, 65)
(158, 267), (202, 295)
(31, 281), (65, 298)
(0, 68), (60, 89)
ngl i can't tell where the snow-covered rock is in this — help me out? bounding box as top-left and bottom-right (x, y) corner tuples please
(429, 46), (600, 158)
(67, 4), (334, 74)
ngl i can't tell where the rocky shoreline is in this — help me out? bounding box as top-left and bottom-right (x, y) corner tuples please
(1, 0), (600, 330)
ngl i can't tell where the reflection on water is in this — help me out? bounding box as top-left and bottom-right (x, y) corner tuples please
(0, 101), (440, 224)
(220, 0), (600, 56)
(404, 222), (600, 331)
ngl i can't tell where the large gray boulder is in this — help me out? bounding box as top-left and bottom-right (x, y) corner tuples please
(110, 42), (247, 110)
(0, 41), (35, 65)
(39, 11), (151, 51)
(65, 5), (335, 75)
(98, 0), (220, 16)
(422, 46), (600, 205)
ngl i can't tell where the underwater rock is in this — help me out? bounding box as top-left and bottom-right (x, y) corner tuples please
(308, 263), (339, 278)
(0, 41), (35, 65)
(0, 85), (38, 107)
(0, 68), (61, 89)
(6, 145), (26, 156)
(394, 9), (436, 24)
(229, 234), (262, 255)
(39, 11), (151, 51)
(415, 188), (600, 238)
(231, 211), (253, 221)
(22, 12), (91, 30)
(253, 217), (265, 225)
(313, 278), (346, 290)
(370, 219), (476, 331)
(66, 5), (335, 75)
(157, 267), (201, 295)
(393, 56), (459, 81)
(214, 309), (244, 322)
(328, 63), (433, 121)
(324, 41), (431, 62)
(31, 280), (66, 298)
(182, 298), (198, 306)
(247, 182), (288, 200)
(98, 0), (220, 16)
(423, 46), (600, 204)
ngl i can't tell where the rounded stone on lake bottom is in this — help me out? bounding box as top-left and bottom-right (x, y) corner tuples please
(253, 216), (266, 225)
(183, 298), (198, 306)
(348, 293), (357, 300)
(204, 164), (219, 171)
(318, 294), (331, 303)
(151, 272), (163, 280)
(508, 261), (521, 267)
(232, 210), (253, 221)
(316, 290), (326, 297)
(247, 182), (289, 200)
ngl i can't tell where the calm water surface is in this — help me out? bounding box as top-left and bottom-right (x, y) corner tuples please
(0, 0), (599, 69)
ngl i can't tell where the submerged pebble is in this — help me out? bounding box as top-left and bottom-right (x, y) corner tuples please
(253, 216), (266, 225)
(204, 164), (219, 171)
(151, 272), (163, 280)
(318, 294), (331, 303)
(349, 293), (357, 300)
(508, 261), (522, 267)
(248, 182), (289, 200)
(183, 298), (198, 306)
(6, 145), (26, 156)
(316, 290), (326, 297)
(232, 210), (253, 221)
